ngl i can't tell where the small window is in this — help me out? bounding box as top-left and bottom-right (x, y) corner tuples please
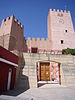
(61, 40), (63, 44)
(31, 47), (38, 53)
(4, 19), (6, 22)
(8, 17), (10, 20)
(65, 30), (67, 32)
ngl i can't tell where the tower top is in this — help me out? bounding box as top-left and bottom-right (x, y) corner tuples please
(49, 8), (70, 13)
(3, 15), (24, 28)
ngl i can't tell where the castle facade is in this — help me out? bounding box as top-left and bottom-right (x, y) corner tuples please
(0, 9), (75, 53)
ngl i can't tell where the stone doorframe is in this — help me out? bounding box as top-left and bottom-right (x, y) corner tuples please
(36, 61), (61, 84)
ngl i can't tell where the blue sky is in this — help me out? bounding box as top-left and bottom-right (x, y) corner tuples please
(0, 0), (75, 39)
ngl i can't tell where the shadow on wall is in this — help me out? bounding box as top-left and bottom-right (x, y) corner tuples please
(8, 36), (16, 51)
(8, 35), (28, 52)
(23, 39), (28, 52)
(19, 54), (30, 90)
(2, 52), (30, 96)
(2, 76), (30, 96)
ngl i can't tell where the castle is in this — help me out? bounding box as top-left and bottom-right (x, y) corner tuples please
(0, 9), (75, 89)
(0, 9), (75, 53)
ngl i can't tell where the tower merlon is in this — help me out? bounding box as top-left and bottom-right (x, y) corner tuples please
(37, 38), (40, 43)
(57, 9), (59, 13)
(37, 37), (40, 41)
(28, 37), (31, 40)
(68, 10), (70, 13)
(14, 17), (24, 28)
(3, 16), (13, 22)
(64, 10), (67, 13)
(14, 18), (18, 22)
(32, 37), (35, 41)
(41, 37), (45, 41)
(64, 10), (70, 13)
(21, 24), (24, 28)
(18, 22), (20, 25)
(49, 9), (52, 12)
(61, 10), (63, 13)
(53, 9), (56, 12)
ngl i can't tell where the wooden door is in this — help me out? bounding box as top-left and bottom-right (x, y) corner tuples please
(40, 64), (45, 81)
(40, 63), (50, 81)
(45, 65), (50, 81)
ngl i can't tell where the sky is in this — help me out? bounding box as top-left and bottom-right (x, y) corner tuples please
(0, 0), (75, 39)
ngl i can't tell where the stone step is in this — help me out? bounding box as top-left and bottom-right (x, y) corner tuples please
(23, 53), (74, 65)
(63, 67), (75, 70)
(63, 63), (75, 65)
(64, 79), (75, 83)
(63, 66), (75, 69)
(24, 53), (73, 59)
(64, 73), (75, 76)
(63, 64), (75, 66)
(62, 63), (75, 85)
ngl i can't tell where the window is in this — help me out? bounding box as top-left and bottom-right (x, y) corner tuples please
(4, 19), (6, 22)
(31, 47), (38, 53)
(65, 30), (67, 32)
(61, 40), (63, 44)
(8, 17), (10, 20)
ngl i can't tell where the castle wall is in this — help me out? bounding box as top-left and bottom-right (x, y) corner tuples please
(26, 37), (51, 52)
(0, 34), (10, 49)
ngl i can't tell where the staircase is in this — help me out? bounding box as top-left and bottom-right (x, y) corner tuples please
(17, 53), (75, 88)
(62, 63), (75, 86)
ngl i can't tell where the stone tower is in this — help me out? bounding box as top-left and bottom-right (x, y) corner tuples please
(47, 9), (75, 50)
(0, 16), (24, 51)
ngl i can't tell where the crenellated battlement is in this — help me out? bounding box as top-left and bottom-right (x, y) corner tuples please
(27, 37), (46, 42)
(48, 9), (70, 19)
(14, 18), (24, 28)
(13, 16), (24, 28)
(26, 36), (47, 49)
(3, 16), (24, 28)
(49, 8), (70, 14)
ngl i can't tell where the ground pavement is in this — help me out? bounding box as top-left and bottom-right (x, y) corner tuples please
(0, 84), (75, 100)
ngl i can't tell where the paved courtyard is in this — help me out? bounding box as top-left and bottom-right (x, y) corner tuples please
(0, 84), (75, 100)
